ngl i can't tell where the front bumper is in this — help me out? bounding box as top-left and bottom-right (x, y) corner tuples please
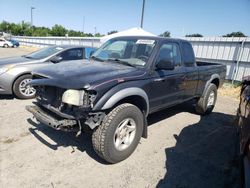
(26, 105), (77, 131)
(0, 72), (14, 95)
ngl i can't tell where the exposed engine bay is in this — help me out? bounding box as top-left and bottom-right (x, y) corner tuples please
(26, 85), (105, 136)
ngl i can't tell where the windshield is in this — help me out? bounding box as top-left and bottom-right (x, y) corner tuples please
(24, 46), (64, 59)
(92, 38), (156, 67)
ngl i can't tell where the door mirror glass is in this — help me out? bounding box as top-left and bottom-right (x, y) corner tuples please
(156, 58), (175, 70)
(50, 56), (62, 63)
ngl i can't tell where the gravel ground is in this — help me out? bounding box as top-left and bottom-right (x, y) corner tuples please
(0, 47), (241, 188)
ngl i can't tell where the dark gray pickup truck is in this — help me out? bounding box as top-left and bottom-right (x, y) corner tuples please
(26, 36), (226, 163)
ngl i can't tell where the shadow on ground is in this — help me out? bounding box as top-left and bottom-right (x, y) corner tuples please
(26, 102), (195, 164)
(27, 102), (241, 187)
(0, 94), (15, 100)
(27, 118), (108, 164)
(157, 112), (241, 188)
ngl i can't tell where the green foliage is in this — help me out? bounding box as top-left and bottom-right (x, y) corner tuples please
(84, 33), (94, 37)
(0, 20), (100, 37)
(107, 30), (118, 35)
(68, 30), (83, 37)
(33, 27), (50, 36)
(185, 33), (203, 37)
(50, 24), (67, 36)
(159, 31), (171, 37)
(223, 31), (246, 37)
(94, 33), (103, 37)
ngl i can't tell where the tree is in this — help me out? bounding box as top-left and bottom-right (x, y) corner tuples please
(84, 33), (94, 37)
(0, 20), (103, 37)
(107, 30), (118, 35)
(159, 31), (171, 37)
(68, 30), (83, 37)
(223, 31), (246, 37)
(185, 33), (203, 37)
(33, 27), (50, 36)
(94, 33), (103, 37)
(50, 24), (67, 36)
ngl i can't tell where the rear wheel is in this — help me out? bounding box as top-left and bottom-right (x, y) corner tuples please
(195, 83), (217, 115)
(13, 75), (36, 99)
(92, 103), (144, 163)
(3, 44), (9, 48)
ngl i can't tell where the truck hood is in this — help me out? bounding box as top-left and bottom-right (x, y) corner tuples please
(30, 59), (146, 90)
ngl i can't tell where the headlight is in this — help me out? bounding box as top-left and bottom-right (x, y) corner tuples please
(62, 89), (85, 106)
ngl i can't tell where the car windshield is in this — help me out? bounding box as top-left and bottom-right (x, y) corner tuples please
(92, 38), (156, 67)
(23, 46), (64, 59)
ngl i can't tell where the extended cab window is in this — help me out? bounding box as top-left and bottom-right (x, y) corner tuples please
(156, 43), (182, 67)
(181, 42), (195, 66)
(60, 48), (83, 61)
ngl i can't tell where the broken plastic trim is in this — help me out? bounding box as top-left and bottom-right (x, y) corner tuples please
(26, 105), (77, 131)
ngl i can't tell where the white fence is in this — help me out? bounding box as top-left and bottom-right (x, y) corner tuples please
(14, 36), (250, 81)
(14, 36), (101, 48)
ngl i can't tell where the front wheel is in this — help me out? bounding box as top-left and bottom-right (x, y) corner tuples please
(92, 103), (144, 163)
(195, 83), (217, 115)
(13, 75), (36, 99)
(3, 44), (9, 48)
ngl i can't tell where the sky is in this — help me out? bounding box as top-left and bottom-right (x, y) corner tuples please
(0, 0), (249, 37)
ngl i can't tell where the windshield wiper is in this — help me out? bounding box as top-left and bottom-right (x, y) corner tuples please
(91, 56), (104, 62)
(107, 58), (135, 67)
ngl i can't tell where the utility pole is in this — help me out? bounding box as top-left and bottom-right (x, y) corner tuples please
(140, 0), (145, 28)
(31, 7), (35, 27)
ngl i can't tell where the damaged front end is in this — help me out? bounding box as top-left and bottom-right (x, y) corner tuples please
(26, 85), (105, 136)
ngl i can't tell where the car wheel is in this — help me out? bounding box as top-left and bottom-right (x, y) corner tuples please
(13, 75), (36, 99)
(195, 83), (217, 115)
(92, 103), (144, 163)
(3, 44), (9, 48)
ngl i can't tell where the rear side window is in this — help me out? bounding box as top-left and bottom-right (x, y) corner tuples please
(181, 42), (195, 65)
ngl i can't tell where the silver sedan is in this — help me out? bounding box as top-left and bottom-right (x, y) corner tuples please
(0, 45), (96, 99)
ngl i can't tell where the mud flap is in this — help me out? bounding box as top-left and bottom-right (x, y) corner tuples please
(142, 111), (148, 138)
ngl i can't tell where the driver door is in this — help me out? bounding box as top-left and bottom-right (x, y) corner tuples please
(149, 42), (186, 112)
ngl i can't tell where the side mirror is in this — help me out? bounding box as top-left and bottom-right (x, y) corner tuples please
(50, 56), (62, 63)
(156, 58), (175, 70)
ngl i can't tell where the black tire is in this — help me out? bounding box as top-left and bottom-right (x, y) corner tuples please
(92, 103), (144, 163)
(3, 44), (9, 48)
(195, 83), (217, 115)
(13, 74), (36, 99)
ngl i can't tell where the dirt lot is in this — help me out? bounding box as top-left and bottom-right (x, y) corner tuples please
(0, 47), (241, 188)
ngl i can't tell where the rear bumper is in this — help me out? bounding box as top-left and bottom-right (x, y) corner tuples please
(26, 105), (77, 131)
